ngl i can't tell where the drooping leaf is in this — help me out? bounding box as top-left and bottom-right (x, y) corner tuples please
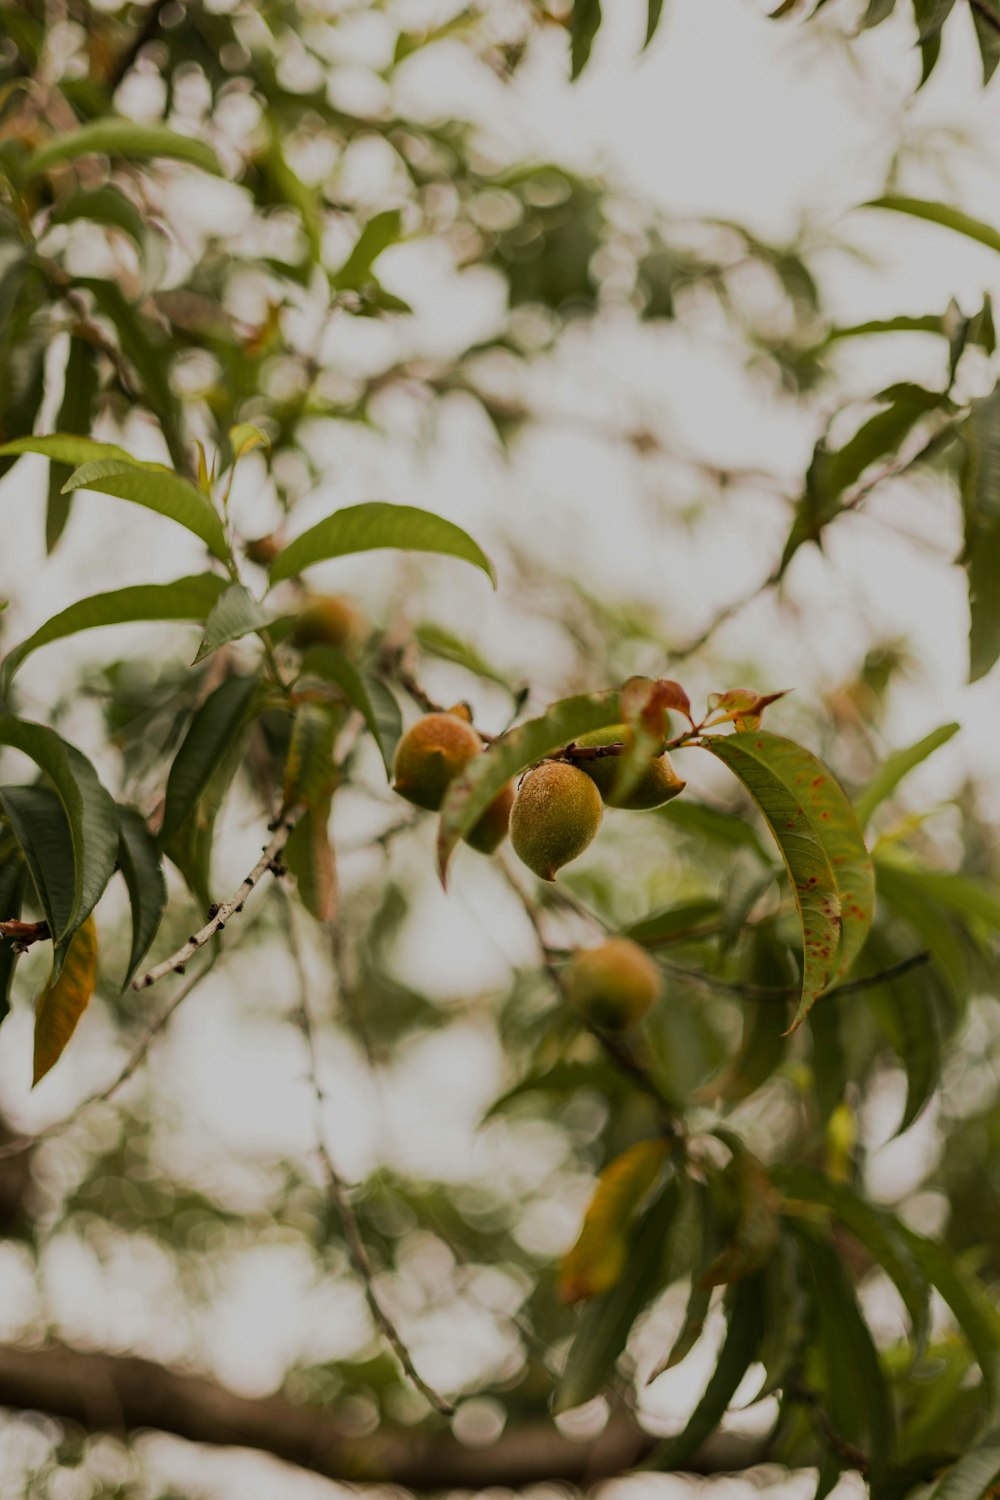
(864, 197), (1000, 256)
(903, 1231), (1000, 1428)
(855, 722), (960, 827)
(959, 383), (1000, 681)
(557, 1138), (670, 1304)
(484, 1059), (623, 1120)
(116, 806), (167, 988)
(825, 313), (943, 342)
(644, 0), (665, 47)
(33, 915), (97, 1086)
(925, 1441), (1000, 1499)
(775, 1166), (930, 1355)
(570, 0), (602, 77)
(0, 719), (118, 968)
(78, 279), (184, 465)
(268, 501), (495, 588)
(0, 787), (76, 943)
(757, 1233), (807, 1396)
(864, 927), (944, 1133)
(298, 646), (400, 778)
(861, 0), (897, 22)
(971, 0), (1000, 82)
(284, 790), (336, 923)
(913, 0), (958, 40)
(702, 732), (874, 1026)
(192, 584), (272, 664)
(46, 336), (98, 553)
(48, 184), (147, 249)
(26, 119), (222, 179)
(415, 622), (517, 692)
(796, 1229), (895, 1483)
(624, 898), (720, 947)
(332, 210), (403, 290)
(283, 702), (338, 810)
(437, 689), (621, 881)
(698, 927), (793, 1104)
(647, 1181), (720, 1382)
(657, 799), (773, 863)
(555, 1179), (679, 1413)
(2, 575), (228, 688)
(648, 1274), (764, 1469)
(159, 675), (259, 849)
(62, 459), (230, 563)
(702, 1133), (780, 1287)
(0, 434), (136, 468)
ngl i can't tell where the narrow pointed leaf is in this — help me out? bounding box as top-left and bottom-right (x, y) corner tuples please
(298, 646), (400, 778)
(702, 733), (874, 1025)
(0, 787), (76, 941)
(903, 1231), (1000, 1426)
(960, 384), (1000, 681)
(47, 336), (98, 552)
(63, 459), (229, 562)
(437, 689), (621, 881)
(644, 0), (665, 46)
(285, 790), (336, 923)
(558, 1139), (669, 1304)
(3, 575), (228, 688)
(972, 1), (1000, 82)
(648, 1274), (764, 1468)
(0, 434), (135, 467)
(864, 197), (1000, 257)
(116, 806), (167, 987)
(555, 1181), (679, 1413)
(33, 915), (97, 1085)
(283, 702), (337, 810)
(570, 0), (602, 76)
(159, 676), (259, 848)
(855, 722), (960, 827)
(27, 119), (221, 178)
(193, 584), (272, 664)
(332, 210), (403, 290)
(268, 502), (495, 588)
(49, 185), (147, 248)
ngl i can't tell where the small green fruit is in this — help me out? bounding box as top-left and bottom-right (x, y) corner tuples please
(464, 781), (515, 855)
(392, 711), (483, 812)
(574, 724), (685, 810)
(244, 532), (283, 568)
(566, 938), (662, 1031)
(290, 594), (365, 652)
(510, 761), (603, 881)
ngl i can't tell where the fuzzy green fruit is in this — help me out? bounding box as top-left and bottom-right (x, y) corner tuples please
(392, 711), (483, 812)
(510, 761), (603, 881)
(290, 594), (365, 652)
(574, 724), (685, 809)
(566, 938), (663, 1031)
(464, 780), (515, 855)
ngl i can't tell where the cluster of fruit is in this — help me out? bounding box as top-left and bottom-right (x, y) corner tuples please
(391, 706), (685, 880)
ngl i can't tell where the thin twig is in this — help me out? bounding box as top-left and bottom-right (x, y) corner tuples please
(660, 950), (931, 1003)
(281, 891), (453, 1415)
(0, 953), (221, 1163)
(132, 806), (305, 991)
(0, 921), (50, 952)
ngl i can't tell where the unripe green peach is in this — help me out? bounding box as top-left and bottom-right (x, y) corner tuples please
(392, 710), (483, 812)
(510, 761), (603, 881)
(464, 780), (515, 855)
(566, 938), (663, 1031)
(574, 724), (685, 810)
(290, 594), (366, 652)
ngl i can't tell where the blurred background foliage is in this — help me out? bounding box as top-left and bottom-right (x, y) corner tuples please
(1, 2), (1000, 1498)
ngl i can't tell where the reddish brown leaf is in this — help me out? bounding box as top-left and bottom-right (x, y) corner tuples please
(33, 916), (97, 1086)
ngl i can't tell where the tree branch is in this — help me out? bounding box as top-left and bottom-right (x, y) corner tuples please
(661, 950), (931, 1002)
(0, 1339), (767, 1489)
(133, 807), (305, 991)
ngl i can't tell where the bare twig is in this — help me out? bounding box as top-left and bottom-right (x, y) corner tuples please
(660, 950), (931, 1003)
(132, 806), (305, 991)
(0, 920), (50, 952)
(281, 892), (453, 1415)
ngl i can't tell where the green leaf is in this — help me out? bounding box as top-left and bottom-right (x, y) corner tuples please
(33, 915), (97, 1086)
(702, 1132), (780, 1287)
(902, 1231), (1000, 1429)
(436, 689), (621, 882)
(78, 279), (184, 465)
(774, 1166), (930, 1355)
(0, 854), (25, 1020)
(0, 434), (136, 468)
(862, 0), (898, 23)
(702, 733), (874, 1027)
(555, 1181), (679, 1413)
(48, 184), (147, 248)
(0, 787), (76, 942)
(159, 676), (259, 849)
(192, 584), (271, 664)
(268, 501), (495, 588)
(624, 898), (720, 947)
(285, 790), (336, 923)
(825, 314), (944, 342)
(959, 383), (1000, 681)
(283, 702), (337, 810)
(116, 806), (167, 988)
(913, 0), (957, 40)
(415, 622), (516, 692)
(648, 1274), (764, 1468)
(484, 1059), (620, 1120)
(26, 119), (222, 179)
(926, 1441), (1000, 1499)
(2, 575), (228, 688)
(855, 722), (960, 827)
(864, 197), (1000, 257)
(796, 1229), (895, 1482)
(332, 210), (403, 290)
(757, 1234), (807, 1396)
(570, 0), (602, 77)
(698, 927), (793, 1105)
(63, 459), (230, 562)
(0, 719), (118, 967)
(47, 336), (98, 553)
(972, 0), (1000, 82)
(298, 646), (400, 778)
(657, 798), (772, 863)
(644, 0), (665, 47)
(863, 926), (944, 1132)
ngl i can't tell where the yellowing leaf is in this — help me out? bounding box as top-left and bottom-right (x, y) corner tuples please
(33, 915), (97, 1086)
(558, 1139), (669, 1304)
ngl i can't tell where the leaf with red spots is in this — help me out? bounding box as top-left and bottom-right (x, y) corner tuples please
(702, 733), (874, 1029)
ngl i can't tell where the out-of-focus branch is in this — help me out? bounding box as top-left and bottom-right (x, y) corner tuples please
(0, 1339), (769, 1488)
